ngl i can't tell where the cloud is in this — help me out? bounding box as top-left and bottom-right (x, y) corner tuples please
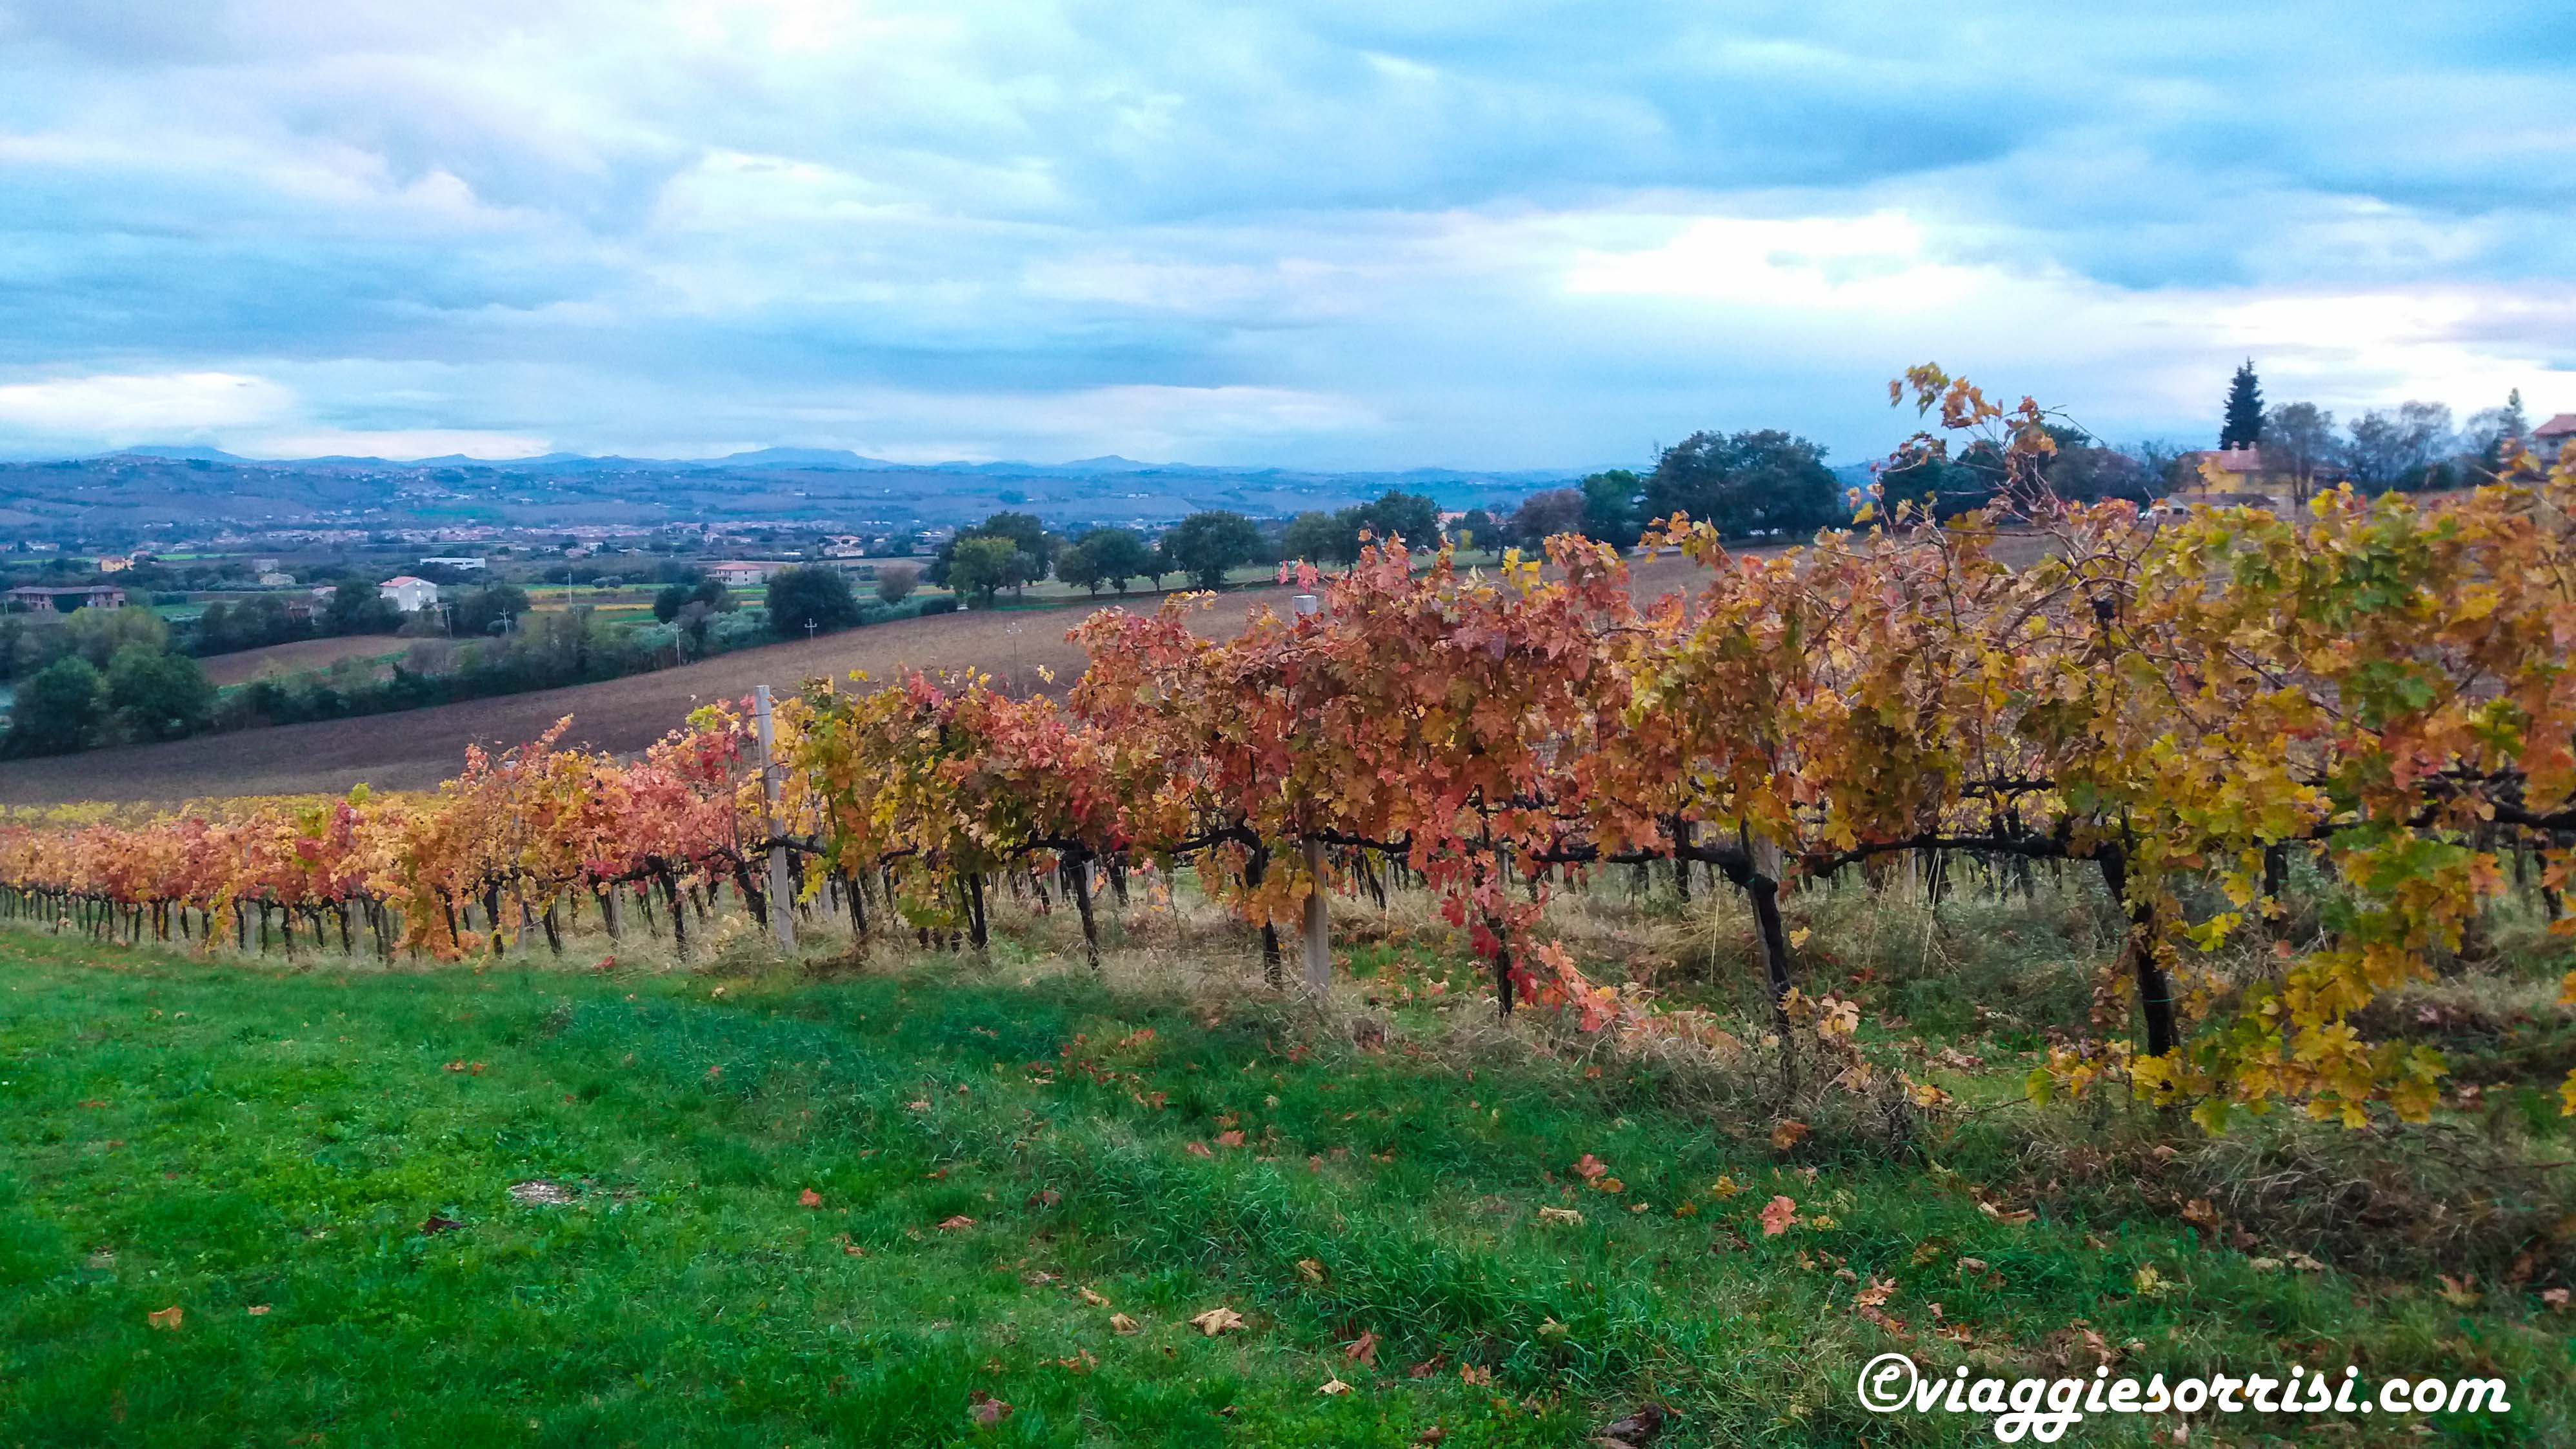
(0, 371), (294, 448)
(0, 0), (2571, 468)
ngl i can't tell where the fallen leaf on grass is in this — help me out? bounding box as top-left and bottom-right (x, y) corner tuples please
(798, 1188), (823, 1208)
(1537, 1206), (1584, 1226)
(1214, 1130), (1245, 1148)
(1295, 1258), (1326, 1283)
(1459, 1364), (1493, 1386)
(1188, 1306), (1245, 1336)
(1184, 1141), (1214, 1158)
(1109, 1313), (1141, 1335)
(1571, 1153), (1609, 1182)
(2437, 1274), (2481, 1307)
(1344, 1330), (1379, 1366)
(246, 1305), (270, 1317)
(1537, 1317), (1568, 1340)
(1707, 1175), (1741, 1199)
(934, 1215), (976, 1232)
(1055, 1350), (1096, 1374)
(419, 1215), (464, 1235)
(1077, 1286), (1110, 1306)
(1759, 1196), (1797, 1236)
(510, 1181), (575, 1206)
(1317, 1377), (1352, 1395)
(966, 1391), (1012, 1426)
(1854, 1277), (1895, 1310)
(1598, 1402), (1668, 1446)
(2541, 1288), (2569, 1310)
(1595, 1177), (1624, 1194)
(145, 1306), (182, 1330)
(1407, 1356), (1445, 1379)
(1414, 1428), (1446, 1446)
(1768, 1120), (1810, 1150)
(1026, 1189), (1061, 1208)
(1977, 1198), (2036, 1226)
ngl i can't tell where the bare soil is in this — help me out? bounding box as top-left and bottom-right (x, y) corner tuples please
(197, 635), (406, 687)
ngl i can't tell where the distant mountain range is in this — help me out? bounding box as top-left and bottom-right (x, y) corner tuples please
(110, 443), (1584, 484)
(0, 445), (1599, 543)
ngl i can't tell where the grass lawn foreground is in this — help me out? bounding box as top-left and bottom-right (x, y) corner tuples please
(0, 912), (2569, 1446)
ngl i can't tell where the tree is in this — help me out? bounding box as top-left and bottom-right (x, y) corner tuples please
(2466, 390), (2531, 475)
(653, 577), (733, 624)
(2346, 403), (2452, 492)
(932, 511), (1057, 589)
(875, 563), (921, 605)
(2046, 444), (2151, 505)
(2221, 359), (2264, 449)
(1160, 511), (1261, 590)
(323, 580), (400, 635)
(1452, 508), (1500, 554)
(766, 566), (862, 636)
(105, 644), (215, 741)
(1077, 528), (1155, 594)
(6, 655), (105, 755)
(947, 535), (1021, 605)
(1351, 490), (1441, 552)
(1279, 511), (1341, 566)
(1508, 489), (1588, 548)
(453, 583), (534, 637)
(1579, 470), (1644, 548)
(59, 605), (170, 668)
(1055, 537), (1104, 595)
(1642, 430), (1840, 537)
(2264, 402), (2337, 511)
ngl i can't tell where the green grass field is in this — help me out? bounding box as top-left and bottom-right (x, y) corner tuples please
(1, 885), (2570, 1446)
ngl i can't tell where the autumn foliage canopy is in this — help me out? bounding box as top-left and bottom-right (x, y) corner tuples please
(6, 370), (2574, 1134)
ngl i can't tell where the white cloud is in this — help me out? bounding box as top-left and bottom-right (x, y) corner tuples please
(0, 371), (294, 446)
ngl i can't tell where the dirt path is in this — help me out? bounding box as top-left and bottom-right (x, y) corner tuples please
(3, 557), (1712, 806)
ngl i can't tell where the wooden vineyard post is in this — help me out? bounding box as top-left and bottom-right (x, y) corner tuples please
(754, 685), (797, 953)
(1301, 838), (1330, 992)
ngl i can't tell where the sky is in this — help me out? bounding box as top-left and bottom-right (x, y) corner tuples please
(0, 1), (2570, 470)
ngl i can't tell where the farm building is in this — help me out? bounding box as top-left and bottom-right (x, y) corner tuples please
(4, 584), (126, 612)
(708, 560), (780, 586)
(2535, 414), (2576, 464)
(419, 555), (487, 571)
(379, 575), (440, 612)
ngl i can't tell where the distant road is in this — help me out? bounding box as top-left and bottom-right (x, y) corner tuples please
(0, 557), (1707, 805)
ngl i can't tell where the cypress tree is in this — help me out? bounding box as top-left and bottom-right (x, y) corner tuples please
(2220, 359), (2264, 449)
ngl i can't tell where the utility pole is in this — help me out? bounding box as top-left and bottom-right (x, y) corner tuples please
(806, 617), (818, 643)
(754, 685), (797, 952)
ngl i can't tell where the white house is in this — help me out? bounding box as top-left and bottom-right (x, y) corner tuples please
(379, 575), (440, 612)
(708, 560), (778, 586)
(420, 555), (488, 572)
